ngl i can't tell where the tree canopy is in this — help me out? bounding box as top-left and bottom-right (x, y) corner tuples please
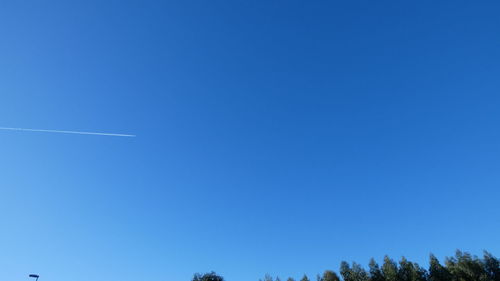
(199, 250), (499, 281)
(192, 271), (224, 281)
(267, 251), (499, 281)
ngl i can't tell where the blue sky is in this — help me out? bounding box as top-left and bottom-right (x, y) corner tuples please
(1, 1), (499, 281)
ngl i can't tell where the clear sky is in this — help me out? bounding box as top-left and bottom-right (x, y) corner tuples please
(1, 1), (499, 281)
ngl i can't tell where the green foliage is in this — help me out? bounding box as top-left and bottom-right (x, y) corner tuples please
(429, 254), (452, 281)
(397, 257), (427, 281)
(320, 270), (341, 281)
(341, 262), (369, 281)
(192, 250), (499, 281)
(445, 250), (488, 281)
(382, 256), (399, 281)
(192, 271), (224, 281)
(483, 252), (500, 281)
(262, 251), (499, 281)
(369, 258), (385, 281)
(340, 261), (352, 281)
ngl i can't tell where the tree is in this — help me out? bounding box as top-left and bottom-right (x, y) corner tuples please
(192, 272), (224, 281)
(340, 261), (352, 281)
(340, 261), (369, 281)
(194, 250), (500, 281)
(412, 263), (428, 281)
(398, 257), (414, 281)
(321, 270), (340, 281)
(483, 251), (500, 281)
(369, 258), (385, 281)
(445, 250), (487, 281)
(300, 274), (311, 281)
(398, 257), (427, 281)
(353, 263), (370, 281)
(429, 254), (452, 281)
(382, 256), (399, 281)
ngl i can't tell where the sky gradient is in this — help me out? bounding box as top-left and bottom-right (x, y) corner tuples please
(1, 1), (500, 281)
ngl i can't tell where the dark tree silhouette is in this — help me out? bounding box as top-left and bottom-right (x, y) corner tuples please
(264, 251), (500, 281)
(192, 271), (224, 281)
(429, 254), (452, 281)
(192, 250), (500, 281)
(369, 259), (385, 281)
(382, 256), (399, 281)
(319, 270), (341, 281)
(484, 251), (500, 281)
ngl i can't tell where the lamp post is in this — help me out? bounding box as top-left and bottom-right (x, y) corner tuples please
(29, 274), (39, 281)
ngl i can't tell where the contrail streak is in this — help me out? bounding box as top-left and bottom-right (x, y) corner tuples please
(0, 127), (136, 137)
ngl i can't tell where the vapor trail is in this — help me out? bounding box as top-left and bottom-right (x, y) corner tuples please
(0, 127), (136, 137)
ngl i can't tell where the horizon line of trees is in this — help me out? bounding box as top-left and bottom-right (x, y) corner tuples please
(193, 250), (500, 281)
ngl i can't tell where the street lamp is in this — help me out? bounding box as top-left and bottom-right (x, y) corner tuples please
(29, 274), (39, 281)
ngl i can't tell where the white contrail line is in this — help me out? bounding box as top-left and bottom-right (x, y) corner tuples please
(0, 127), (136, 137)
